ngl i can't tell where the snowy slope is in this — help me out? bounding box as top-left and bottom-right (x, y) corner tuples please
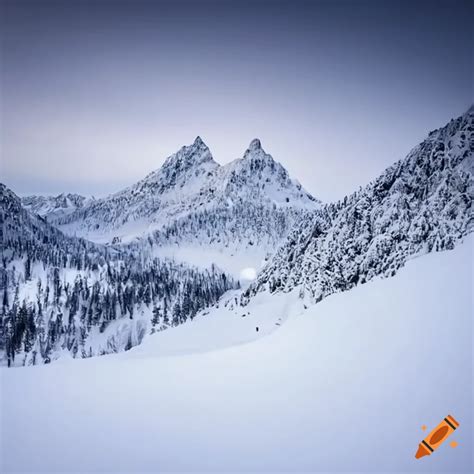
(1, 236), (471, 473)
(244, 105), (473, 303)
(0, 183), (103, 266)
(0, 184), (236, 366)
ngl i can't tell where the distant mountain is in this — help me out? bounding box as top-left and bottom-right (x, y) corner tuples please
(1, 184), (101, 269)
(50, 138), (320, 251)
(242, 106), (473, 304)
(0, 184), (235, 367)
(22, 193), (92, 219)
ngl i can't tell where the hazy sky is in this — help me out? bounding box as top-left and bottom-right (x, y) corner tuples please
(1, 0), (472, 202)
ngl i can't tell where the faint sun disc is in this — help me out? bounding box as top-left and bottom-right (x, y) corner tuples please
(240, 267), (257, 281)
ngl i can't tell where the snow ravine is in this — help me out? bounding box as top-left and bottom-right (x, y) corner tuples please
(1, 237), (472, 473)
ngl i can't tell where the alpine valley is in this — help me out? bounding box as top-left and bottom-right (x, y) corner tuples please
(0, 107), (472, 367)
(0, 138), (318, 366)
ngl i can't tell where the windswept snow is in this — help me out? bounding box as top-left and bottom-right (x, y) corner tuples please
(1, 237), (471, 473)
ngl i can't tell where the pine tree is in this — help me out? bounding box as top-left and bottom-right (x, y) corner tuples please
(151, 306), (161, 333)
(24, 255), (32, 281)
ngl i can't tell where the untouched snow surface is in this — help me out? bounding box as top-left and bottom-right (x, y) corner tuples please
(1, 238), (472, 473)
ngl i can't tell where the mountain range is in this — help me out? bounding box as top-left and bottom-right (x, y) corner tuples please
(21, 193), (92, 219)
(49, 137), (319, 249)
(1, 106), (472, 366)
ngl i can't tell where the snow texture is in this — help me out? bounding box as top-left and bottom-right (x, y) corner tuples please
(1, 236), (471, 473)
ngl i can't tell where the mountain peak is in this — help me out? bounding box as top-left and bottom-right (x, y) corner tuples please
(194, 135), (205, 146)
(187, 135), (210, 157)
(248, 138), (262, 151)
(161, 137), (213, 170)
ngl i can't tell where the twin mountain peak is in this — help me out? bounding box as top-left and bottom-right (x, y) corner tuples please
(26, 137), (319, 245)
(162, 136), (276, 176)
(136, 136), (316, 205)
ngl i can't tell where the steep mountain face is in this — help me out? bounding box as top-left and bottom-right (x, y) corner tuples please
(0, 184), (235, 367)
(218, 138), (312, 207)
(50, 137), (320, 250)
(1, 184), (103, 269)
(21, 193), (92, 219)
(144, 138), (318, 278)
(242, 106), (473, 304)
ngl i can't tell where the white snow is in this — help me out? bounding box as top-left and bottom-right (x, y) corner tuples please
(156, 244), (266, 280)
(1, 238), (472, 473)
(127, 288), (303, 358)
(239, 266), (257, 281)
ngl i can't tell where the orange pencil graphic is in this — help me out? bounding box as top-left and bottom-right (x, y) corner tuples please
(415, 414), (459, 459)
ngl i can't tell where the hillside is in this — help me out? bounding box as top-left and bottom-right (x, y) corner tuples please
(243, 106), (473, 304)
(0, 184), (235, 366)
(1, 234), (471, 472)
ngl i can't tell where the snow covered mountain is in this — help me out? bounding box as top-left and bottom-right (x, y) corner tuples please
(243, 106), (473, 304)
(2, 107), (472, 368)
(1, 184), (102, 269)
(21, 193), (92, 219)
(0, 184), (235, 367)
(51, 137), (319, 251)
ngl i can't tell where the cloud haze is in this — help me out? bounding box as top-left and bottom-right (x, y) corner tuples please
(1, 0), (472, 201)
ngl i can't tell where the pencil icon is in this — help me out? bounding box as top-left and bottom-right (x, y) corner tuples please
(415, 414), (459, 459)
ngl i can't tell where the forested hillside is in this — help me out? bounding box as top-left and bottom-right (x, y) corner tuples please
(1, 184), (235, 366)
(243, 106), (473, 303)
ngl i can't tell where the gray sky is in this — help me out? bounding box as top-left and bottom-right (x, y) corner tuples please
(1, 0), (472, 202)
